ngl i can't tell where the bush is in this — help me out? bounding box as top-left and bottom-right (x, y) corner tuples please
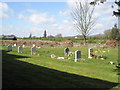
(62, 40), (73, 47)
(105, 40), (118, 47)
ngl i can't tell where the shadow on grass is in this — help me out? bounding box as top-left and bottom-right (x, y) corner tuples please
(2, 50), (119, 88)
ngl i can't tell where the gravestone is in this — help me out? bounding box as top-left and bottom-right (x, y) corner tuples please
(33, 44), (36, 47)
(18, 46), (22, 53)
(7, 45), (12, 51)
(31, 46), (36, 55)
(22, 44), (25, 48)
(88, 48), (94, 58)
(13, 43), (17, 47)
(64, 47), (69, 56)
(74, 50), (81, 62)
(51, 54), (56, 58)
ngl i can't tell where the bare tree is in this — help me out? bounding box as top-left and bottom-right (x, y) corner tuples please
(71, 0), (96, 45)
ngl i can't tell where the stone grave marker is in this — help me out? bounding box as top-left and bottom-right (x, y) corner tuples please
(13, 43), (17, 47)
(7, 45), (12, 51)
(31, 46), (36, 55)
(18, 46), (22, 53)
(33, 44), (36, 47)
(88, 48), (94, 58)
(74, 50), (81, 62)
(22, 44), (25, 48)
(64, 47), (69, 56)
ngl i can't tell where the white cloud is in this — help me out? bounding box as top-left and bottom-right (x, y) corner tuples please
(1, 24), (45, 37)
(28, 13), (55, 25)
(59, 10), (70, 16)
(0, 11), (9, 19)
(47, 19), (76, 36)
(26, 9), (37, 13)
(18, 14), (25, 19)
(18, 10), (56, 25)
(0, 2), (13, 19)
(0, 2), (9, 12)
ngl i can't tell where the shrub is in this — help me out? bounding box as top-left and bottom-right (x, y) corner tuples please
(87, 40), (97, 43)
(62, 40), (73, 47)
(105, 40), (118, 47)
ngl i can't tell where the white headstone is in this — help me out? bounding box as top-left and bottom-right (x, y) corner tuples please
(31, 46), (36, 55)
(51, 54), (56, 58)
(33, 44), (36, 47)
(74, 50), (81, 62)
(7, 45), (12, 51)
(64, 48), (69, 56)
(88, 48), (93, 58)
(22, 44), (25, 48)
(18, 46), (22, 53)
(13, 43), (17, 47)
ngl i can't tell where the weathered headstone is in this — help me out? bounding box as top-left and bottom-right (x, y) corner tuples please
(7, 45), (12, 51)
(64, 47), (69, 56)
(74, 50), (81, 62)
(18, 46), (22, 53)
(31, 46), (36, 55)
(88, 48), (94, 58)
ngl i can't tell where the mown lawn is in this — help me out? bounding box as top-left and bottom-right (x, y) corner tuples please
(2, 45), (119, 88)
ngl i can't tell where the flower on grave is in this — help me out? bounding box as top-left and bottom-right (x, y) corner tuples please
(98, 56), (102, 58)
(93, 55), (97, 58)
(103, 57), (107, 59)
(91, 49), (109, 59)
(102, 51), (106, 53)
(90, 52), (94, 57)
(98, 56), (107, 59)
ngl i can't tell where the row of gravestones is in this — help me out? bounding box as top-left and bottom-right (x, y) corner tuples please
(64, 48), (93, 62)
(7, 45), (94, 62)
(7, 45), (37, 55)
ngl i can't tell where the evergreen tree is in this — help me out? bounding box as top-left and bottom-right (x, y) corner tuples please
(29, 33), (32, 38)
(43, 30), (47, 38)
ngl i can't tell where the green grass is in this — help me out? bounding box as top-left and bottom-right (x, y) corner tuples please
(2, 46), (119, 88)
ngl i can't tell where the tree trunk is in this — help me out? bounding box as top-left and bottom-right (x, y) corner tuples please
(83, 35), (87, 45)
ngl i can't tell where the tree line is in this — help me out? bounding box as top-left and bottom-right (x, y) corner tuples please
(89, 24), (120, 41)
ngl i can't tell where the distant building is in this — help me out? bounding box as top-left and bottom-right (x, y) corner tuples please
(0, 35), (17, 40)
(74, 35), (83, 39)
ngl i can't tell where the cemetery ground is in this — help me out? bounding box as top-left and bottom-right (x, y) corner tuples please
(2, 45), (119, 88)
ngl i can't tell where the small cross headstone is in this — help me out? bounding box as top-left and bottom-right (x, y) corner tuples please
(31, 46), (36, 55)
(18, 46), (22, 53)
(74, 50), (81, 62)
(88, 48), (94, 58)
(7, 45), (12, 51)
(64, 47), (69, 56)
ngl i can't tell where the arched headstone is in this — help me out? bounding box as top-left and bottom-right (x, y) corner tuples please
(74, 50), (81, 62)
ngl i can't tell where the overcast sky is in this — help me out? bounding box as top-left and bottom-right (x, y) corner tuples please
(0, 0), (118, 37)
